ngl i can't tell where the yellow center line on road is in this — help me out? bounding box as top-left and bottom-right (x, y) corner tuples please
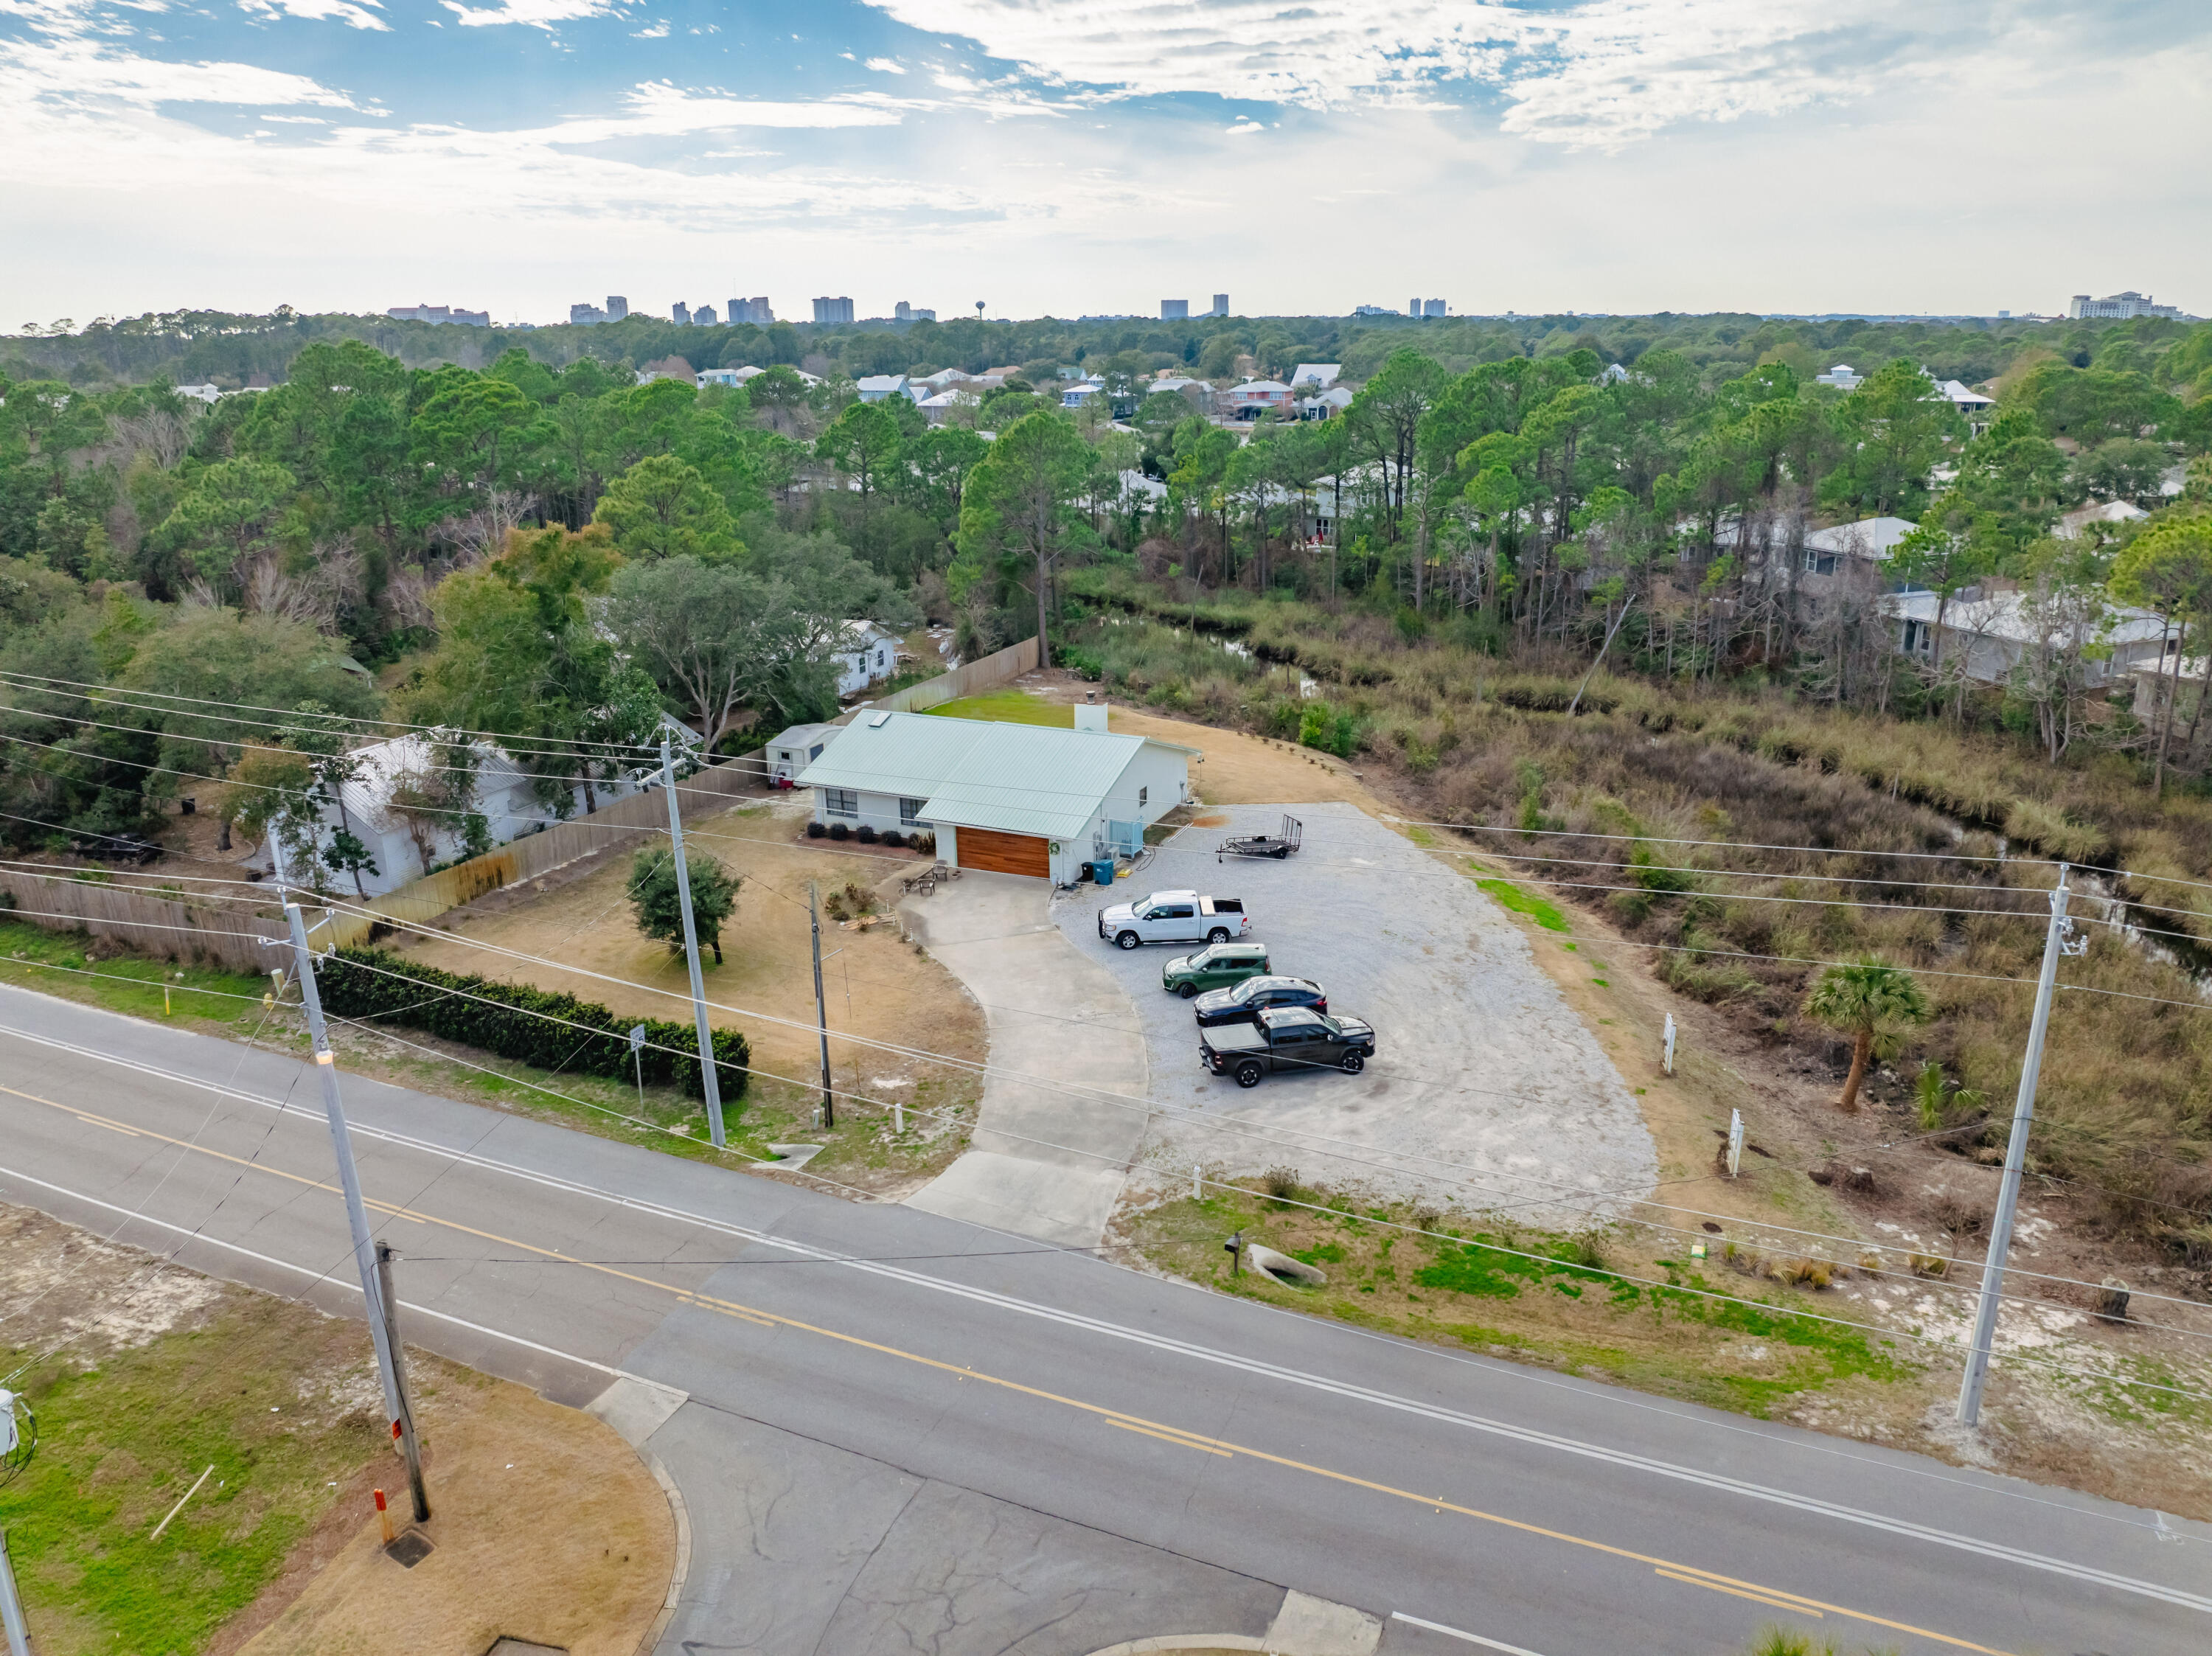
(1656, 1568), (1826, 1616)
(1105, 1419), (1234, 1456)
(1, 1081), (2017, 1656)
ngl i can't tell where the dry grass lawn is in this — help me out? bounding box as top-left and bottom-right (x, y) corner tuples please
(232, 1379), (672, 1656)
(394, 795), (987, 1177)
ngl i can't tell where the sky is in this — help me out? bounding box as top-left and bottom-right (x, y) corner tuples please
(4, 0), (2208, 328)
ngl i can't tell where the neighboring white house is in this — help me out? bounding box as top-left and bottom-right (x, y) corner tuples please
(794, 706), (1198, 883)
(2056, 499), (2149, 540)
(1289, 363), (1341, 391)
(1801, 515), (1920, 579)
(833, 620), (904, 697)
(1298, 386), (1354, 421)
(1933, 378), (1996, 433)
(855, 374), (916, 403)
(765, 721), (842, 786)
(917, 389), (980, 426)
(175, 383), (221, 403)
(244, 726), (687, 897)
(1815, 365), (1863, 391)
(1884, 589), (2174, 688)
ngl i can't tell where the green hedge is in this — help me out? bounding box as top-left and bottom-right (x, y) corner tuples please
(319, 947), (750, 1104)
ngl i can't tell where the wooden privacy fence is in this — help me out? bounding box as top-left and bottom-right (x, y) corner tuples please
(0, 641), (1045, 971)
(716, 636), (1043, 782)
(0, 869), (291, 973)
(0, 761), (764, 969)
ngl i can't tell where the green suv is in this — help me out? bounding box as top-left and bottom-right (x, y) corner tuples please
(1163, 941), (1270, 998)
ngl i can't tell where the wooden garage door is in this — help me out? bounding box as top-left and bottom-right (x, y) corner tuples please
(958, 827), (1049, 877)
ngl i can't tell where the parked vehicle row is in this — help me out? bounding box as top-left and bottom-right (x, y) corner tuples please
(1102, 893), (1374, 1088)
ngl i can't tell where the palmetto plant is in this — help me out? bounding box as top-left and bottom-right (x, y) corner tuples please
(1805, 959), (1933, 1111)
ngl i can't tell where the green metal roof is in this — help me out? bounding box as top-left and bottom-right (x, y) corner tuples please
(793, 711), (1180, 841)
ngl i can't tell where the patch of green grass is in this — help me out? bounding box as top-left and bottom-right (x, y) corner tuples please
(0, 919), (275, 1032)
(922, 690), (1072, 727)
(1472, 877), (1571, 931)
(1413, 1236), (1616, 1301)
(1, 1293), (389, 1655)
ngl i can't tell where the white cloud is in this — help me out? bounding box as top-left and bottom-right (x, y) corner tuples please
(855, 1), (2034, 145)
(439, 0), (611, 29)
(237, 0), (389, 31)
(534, 82), (906, 141)
(630, 20), (666, 36)
(863, 55), (905, 73)
(0, 31), (366, 110)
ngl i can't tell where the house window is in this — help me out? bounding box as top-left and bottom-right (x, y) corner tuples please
(899, 797), (927, 827)
(824, 788), (858, 818)
(1138, 786), (1148, 808)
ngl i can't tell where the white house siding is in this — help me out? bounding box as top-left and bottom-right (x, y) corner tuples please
(813, 786), (933, 838)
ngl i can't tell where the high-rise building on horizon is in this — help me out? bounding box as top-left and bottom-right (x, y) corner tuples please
(813, 296), (855, 324)
(605, 295), (629, 321)
(1161, 299), (1189, 321)
(672, 301), (691, 325)
(1211, 293), (1228, 317)
(693, 303), (717, 325)
(386, 303), (490, 327)
(727, 297), (773, 325)
(2067, 290), (2184, 320)
(1422, 298), (1447, 318)
(569, 302), (607, 326)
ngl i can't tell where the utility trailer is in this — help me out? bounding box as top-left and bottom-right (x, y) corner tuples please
(1217, 814), (1302, 861)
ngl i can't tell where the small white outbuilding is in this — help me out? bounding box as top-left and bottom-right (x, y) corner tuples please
(795, 706), (1197, 882)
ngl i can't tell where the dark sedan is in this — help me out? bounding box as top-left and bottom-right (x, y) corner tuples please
(1192, 974), (1326, 1027)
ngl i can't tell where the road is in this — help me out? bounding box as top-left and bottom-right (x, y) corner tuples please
(1, 981), (2205, 1656)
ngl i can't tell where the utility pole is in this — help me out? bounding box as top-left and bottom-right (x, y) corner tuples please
(659, 735), (726, 1148)
(0, 1528), (31, 1656)
(373, 1242), (427, 1523)
(1957, 865), (2081, 1427)
(268, 840), (430, 1523)
(808, 881), (834, 1129)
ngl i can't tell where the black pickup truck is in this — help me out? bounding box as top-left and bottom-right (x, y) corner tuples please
(1199, 1006), (1376, 1088)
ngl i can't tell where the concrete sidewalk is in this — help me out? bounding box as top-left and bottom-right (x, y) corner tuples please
(900, 872), (1148, 1247)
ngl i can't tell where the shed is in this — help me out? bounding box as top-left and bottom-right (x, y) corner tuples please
(766, 721), (841, 785)
(794, 708), (1198, 883)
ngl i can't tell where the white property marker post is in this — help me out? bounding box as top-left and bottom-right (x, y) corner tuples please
(267, 840), (429, 1525)
(660, 737), (726, 1148)
(1958, 866), (2079, 1428)
(0, 1527), (31, 1656)
(1726, 1110), (1744, 1179)
(1662, 1013), (1677, 1076)
(628, 1024), (647, 1112)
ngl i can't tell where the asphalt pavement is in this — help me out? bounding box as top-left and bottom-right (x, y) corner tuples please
(1, 981), (2206, 1656)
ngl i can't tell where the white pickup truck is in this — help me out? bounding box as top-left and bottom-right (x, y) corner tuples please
(1096, 890), (1251, 950)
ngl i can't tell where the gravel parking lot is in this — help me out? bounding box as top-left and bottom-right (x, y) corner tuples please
(1052, 801), (1657, 1225)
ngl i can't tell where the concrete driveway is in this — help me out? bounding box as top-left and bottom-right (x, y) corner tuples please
(901, 872), (1148, 1247)
(1057, 802), (1657, 1225)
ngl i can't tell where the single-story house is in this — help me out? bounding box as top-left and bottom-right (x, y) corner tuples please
(1298, 386), (1354, 421)
(795, 705), (1198, 883)
(2056, 499), (2149, 540)
(765, 721), (842, 786)
(1884, 589), (2175, 688)
(855, 374), (917, 403)
(834, 620), (904, 697)
(917, 389), (980, 425)
(244, 723), (687, 897)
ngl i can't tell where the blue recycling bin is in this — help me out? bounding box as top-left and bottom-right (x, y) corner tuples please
(1090, 857), (1116, 886)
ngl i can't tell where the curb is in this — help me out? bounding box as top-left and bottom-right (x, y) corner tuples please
(635, 1450), (691, 1656)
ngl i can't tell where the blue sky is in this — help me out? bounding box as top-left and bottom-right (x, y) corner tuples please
(4, 0), (2208, 326)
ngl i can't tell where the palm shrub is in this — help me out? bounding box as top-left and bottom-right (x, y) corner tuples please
(1805, 959), (1933, 1110)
